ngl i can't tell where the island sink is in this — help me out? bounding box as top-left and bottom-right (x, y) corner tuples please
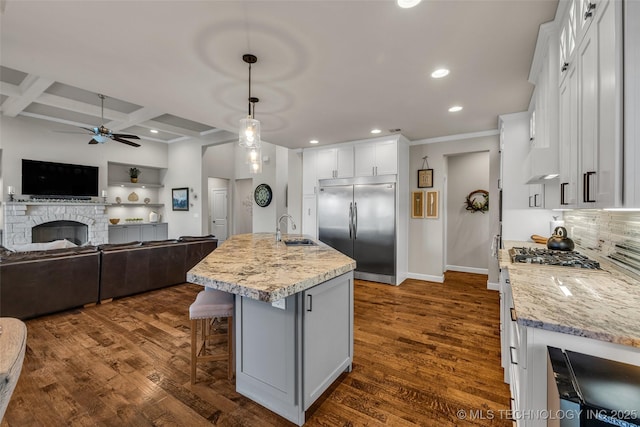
(283, 238), (317, 246)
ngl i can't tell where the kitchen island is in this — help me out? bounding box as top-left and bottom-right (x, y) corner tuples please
(499, 241), (640, 427)
(187, 233), (356, 426)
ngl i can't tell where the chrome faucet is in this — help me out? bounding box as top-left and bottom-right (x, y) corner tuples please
(276, 214), (297, 242)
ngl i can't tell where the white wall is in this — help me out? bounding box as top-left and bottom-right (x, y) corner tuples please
(234, 178), (253, 234)
(165, 139), (203, 238)
(500, 112), (558, 241)
(409, 134), (500, 285)
(446, 151), (490, 273)
(0, 115), (168, 199)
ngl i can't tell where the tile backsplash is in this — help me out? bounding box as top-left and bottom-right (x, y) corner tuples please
(564, 210), (640, 278)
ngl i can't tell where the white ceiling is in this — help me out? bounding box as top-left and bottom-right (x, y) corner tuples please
(0, 0), (558, 149)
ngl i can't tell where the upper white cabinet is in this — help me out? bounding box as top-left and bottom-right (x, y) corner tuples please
(551, 0), (628, 208)
(576, 0), (622, 207)
(624, 0), (640, 207)
(316, 146), (354, 180)
(302, 151), (318, 195)
(354, 139), (398, 177)
(558, 60), (579, 207)
(525, 23), (559, 185)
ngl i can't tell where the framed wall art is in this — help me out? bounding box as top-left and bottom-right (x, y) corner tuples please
(418, 169), (433, 188)
(425, 190), (439, 219)
(411, 191), (425, 218)
(172, 187), (189, 211)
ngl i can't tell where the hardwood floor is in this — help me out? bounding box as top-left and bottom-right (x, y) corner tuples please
(2, 272), (511, 426)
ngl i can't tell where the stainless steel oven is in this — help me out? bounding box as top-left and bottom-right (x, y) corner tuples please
(548, 346), (640, 427)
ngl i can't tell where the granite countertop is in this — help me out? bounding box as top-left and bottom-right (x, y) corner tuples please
(186, 233), (356, 302)
(500, 240), (640, 348)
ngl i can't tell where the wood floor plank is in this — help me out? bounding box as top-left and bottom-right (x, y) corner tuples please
(2, 271), (511, 427)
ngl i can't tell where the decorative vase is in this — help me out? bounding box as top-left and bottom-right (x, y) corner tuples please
(149, 211), (158, 223)
(130, 177), (138, 183)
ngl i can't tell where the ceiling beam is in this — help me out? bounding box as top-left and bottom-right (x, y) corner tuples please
(35, 92), (128, 121)
(106, 106), (164, 132)
(1, 74), (54, 117)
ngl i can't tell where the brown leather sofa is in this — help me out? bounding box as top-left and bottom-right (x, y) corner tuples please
(0, 246), (101, 319)
(98, 236), (218, 301)
(0, 236), (217, 320)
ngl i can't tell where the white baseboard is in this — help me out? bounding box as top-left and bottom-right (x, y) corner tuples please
(486, 281), (500, 291)
(446, 265), (489, 275)
(406, 272), (445, 283)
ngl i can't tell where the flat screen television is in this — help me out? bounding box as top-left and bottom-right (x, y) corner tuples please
(22, 159), (99, 198)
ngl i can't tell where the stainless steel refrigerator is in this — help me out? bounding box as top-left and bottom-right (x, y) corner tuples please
(318, 176), (396, 284)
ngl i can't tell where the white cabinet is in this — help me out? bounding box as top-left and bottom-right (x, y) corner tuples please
(302, 195), (317, 239)
(302, 151), (318, 195)
(302, 275), (353, 409)
(141, 223), (168, 241)
(624, 0), (640, 207)
(108, 223), (168, 244)
(528, 184), (544, 209)
(575, 0), (622, 207)
(525, 23), (559, 185)
(354, 139), (397, 177)
(558, 61), (579, 207)
(316, 147), (353, 180)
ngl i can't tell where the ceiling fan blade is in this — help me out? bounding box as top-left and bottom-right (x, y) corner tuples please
(53, 130), (93, 134)
(88, 138), (99, 144)
(112, 133), (140, 140)
(112, 136), (141, 147)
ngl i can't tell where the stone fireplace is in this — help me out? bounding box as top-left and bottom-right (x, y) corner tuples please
(2, 201), (108, 248)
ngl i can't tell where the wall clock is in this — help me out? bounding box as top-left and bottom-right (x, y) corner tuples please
(254, 183), (273, 207)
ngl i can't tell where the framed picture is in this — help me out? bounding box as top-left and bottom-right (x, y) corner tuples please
(172, 187), (189, 211)
(426, 191), (439, 219)
(418, 169), (433, 188)
(411, 191), (424, 218)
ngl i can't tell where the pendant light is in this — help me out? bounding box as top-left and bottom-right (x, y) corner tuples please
(239, 54), (261, 149)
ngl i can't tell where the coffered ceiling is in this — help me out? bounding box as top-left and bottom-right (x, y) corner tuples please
(0, 0), (558, 149)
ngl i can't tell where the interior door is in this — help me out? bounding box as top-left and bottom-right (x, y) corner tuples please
(211, 188), (228, 242)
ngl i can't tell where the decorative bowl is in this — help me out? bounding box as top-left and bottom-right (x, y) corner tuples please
(109, 218), (120, 225)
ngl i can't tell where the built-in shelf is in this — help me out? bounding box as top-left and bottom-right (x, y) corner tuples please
(108, 181), (164, 189)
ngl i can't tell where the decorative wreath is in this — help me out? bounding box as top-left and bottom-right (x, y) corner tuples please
(465, 189), (489, 213)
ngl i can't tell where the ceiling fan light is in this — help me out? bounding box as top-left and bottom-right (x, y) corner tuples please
(239, 116), (261, 148)
(94, 135), (108, 144)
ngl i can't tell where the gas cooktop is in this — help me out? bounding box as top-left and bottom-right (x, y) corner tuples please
(508, 247), (601, 269)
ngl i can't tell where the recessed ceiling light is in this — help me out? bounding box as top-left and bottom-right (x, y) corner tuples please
(448, 106), (463, 112)
(371, 129), (382, 134)
(397, 0), (422, 8)
(431, 68), (450, 79)
(150, 129), (159, 134)
(310, 139), (319, 144)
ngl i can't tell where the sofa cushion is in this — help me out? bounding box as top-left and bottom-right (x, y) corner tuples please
(178, 235), (216, 242)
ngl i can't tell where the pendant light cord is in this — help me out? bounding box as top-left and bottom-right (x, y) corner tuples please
(248, 62), (252, 117)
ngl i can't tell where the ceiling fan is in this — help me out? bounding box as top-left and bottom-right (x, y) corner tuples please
(68, 94), (141, 147)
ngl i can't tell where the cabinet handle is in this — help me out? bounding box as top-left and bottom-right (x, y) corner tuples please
(583, 171), (596, 203)
(561, 62), (569, 72)
(528, 195), (533, 208)
(584, 2), (595, 19)
(560, 182), (568, 205)
(509, 346), (518, 365)
(510, 308), (517, 322)
(307, 294), (313, 312)
(534, 193), (540, 207)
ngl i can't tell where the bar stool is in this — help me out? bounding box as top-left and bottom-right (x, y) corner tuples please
(189, 289), (234, 384)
